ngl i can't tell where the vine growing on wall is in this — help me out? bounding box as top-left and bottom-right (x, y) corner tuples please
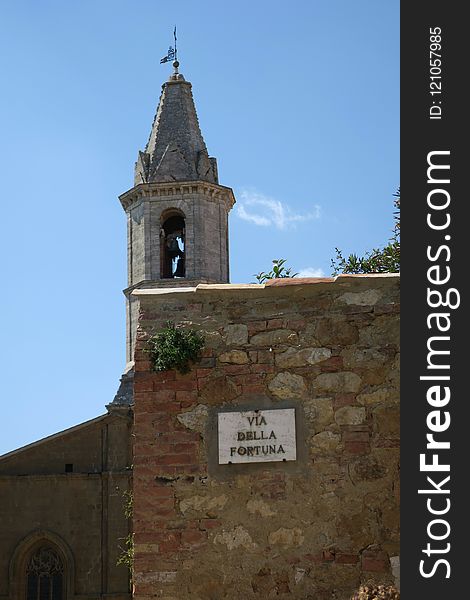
(146, 321), (205, 374)
(117, 490), (134, 587)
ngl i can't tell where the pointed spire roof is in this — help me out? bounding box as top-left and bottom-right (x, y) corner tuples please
(135, 64), (218, 185)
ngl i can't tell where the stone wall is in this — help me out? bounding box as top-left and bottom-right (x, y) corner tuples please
(132, 275), (400, 600)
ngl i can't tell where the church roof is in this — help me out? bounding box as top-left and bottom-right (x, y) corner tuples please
(135, 66), (218, 185)
(0, 413), (115, 462)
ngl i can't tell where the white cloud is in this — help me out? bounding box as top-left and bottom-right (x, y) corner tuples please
(297, 267), (325, 278)
(237, 204), (271, 226)
(236, 190), (321, 230)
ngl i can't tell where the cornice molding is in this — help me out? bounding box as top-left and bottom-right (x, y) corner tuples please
(122, 277), (223, 297)
(119, 180), (236, 212)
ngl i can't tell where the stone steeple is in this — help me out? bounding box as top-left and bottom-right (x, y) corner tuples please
(135, 68), (218, 186)
(111, 62), (236, 407)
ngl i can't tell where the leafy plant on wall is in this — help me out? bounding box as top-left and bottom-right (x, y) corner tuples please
(147, 321), (205, 374)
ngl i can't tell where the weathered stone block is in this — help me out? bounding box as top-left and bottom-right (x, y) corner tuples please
(357, 388), (391, 405)
(223, 324), (248, 345)
(179, 494), (227, 515)
(275, 347), (331, 367)
(204, 330), (223, 348)
(351, 456), (387, 481)
(390, 555), (400, 590)
(342, 347), (390, 370)
(176, 404), (208, 433)
(338, 289), (382, 306)
(250, 329), (298, 347)
(314, 318), (359, 346)
(315, 372), (362, 393)
(199, 376), (240, 404)
(359, 315), (400, 347)
(268, 372), (307, 399)
(311, 431), (341, 453)
(218, 350), (249, 364)
(246, 498), (276, 517)
(304, 397), (334, 431)
(268, 527), (304, 547)
(373, 406), (400, 437)
(334, 406), (366, 426)
(213, 525), (257, 550)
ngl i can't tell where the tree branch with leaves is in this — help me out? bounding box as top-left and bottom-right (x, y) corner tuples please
(331, 189), (400, 275)
(254, 259), (298, 283)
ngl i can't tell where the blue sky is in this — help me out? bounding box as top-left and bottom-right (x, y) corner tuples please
(0, 0), (399, 455)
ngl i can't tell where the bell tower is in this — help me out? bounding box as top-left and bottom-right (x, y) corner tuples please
(119, 60), (236, 373)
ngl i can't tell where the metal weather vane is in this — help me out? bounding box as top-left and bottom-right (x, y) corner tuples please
(160, 26), (178, 64)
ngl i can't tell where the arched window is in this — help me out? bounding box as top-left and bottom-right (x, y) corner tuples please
(26, 547), (64, 600)
(160, 211), (185, 279)
(9, 531), (74, 600)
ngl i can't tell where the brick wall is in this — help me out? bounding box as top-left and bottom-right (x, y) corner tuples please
(132, 275), (400, 599)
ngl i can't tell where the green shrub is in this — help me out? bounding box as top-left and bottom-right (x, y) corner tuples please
(146, 321), (205, 374)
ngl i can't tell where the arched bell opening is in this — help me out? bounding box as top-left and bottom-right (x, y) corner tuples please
(160, 211), (186, 279)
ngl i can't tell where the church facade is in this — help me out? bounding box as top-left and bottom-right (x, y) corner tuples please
(0, 411), (132, 599)
(0, 59), (400, 600)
